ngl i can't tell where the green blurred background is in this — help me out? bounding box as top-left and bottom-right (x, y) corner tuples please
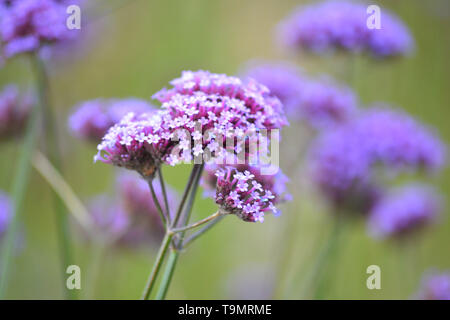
(0, 0), (449, 299)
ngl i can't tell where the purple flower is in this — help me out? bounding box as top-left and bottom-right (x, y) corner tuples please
(0, 0), (81, 59)
(278, 1), (414, 58)
(241, 62), (304, 116)
(69, 98), (155, 143)
(309, 107), (446, 212)
(87, 195), (130, 241)
(416, 270), (450, 300)
(207, 164), (290, 223)
(0, 191), (12, 239)
(154, 70), (288, 163)
(296, 76), (357, 129)
(96, 70), (289, 177)
(242, 63), (357, 129)
(0, 84), (33, 141)
(95, 112), (174, 179)
(368, 185), (441, 239)
(86, 172), (178, 245)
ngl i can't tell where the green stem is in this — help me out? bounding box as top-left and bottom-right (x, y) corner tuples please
(32, 56), (76, 299)
(171, 211), (221, 234)
(84, 242), (106, 299)
(182, 215), (224, 249)
(154, 164), (205, 300)
(0, 56), (42, 298)
(148, 179), (167, 228)
(312, 219), (345, 299)
(154, 249), (179, 300)
(157, 167), (171, 223)
(171, 164), (202, 229)
(141, 232), (173, 300)
(298, 218), (344, 299)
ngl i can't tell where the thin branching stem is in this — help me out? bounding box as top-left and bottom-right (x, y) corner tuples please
(148, 180), (167, 229)
(157, 167), (171, 224)
(182, 215), (225, 249)
(171, 211), (221, 234)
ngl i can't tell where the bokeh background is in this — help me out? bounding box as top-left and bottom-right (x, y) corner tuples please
(0, 0), (449, 299)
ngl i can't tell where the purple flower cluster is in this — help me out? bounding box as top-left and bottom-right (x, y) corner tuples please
(309, 107), (446, 211)
(368, 185), (441, 239)
(69, 98), (155, 143)
(278, 1), (414, 58)
(205, 164), (290, 223)
(86, 172), (178, 245)
(0, 191), (12, 239)
(0, 84), (33, 141)
(416, 271), (450, 300)
(242, 63), (357, 129)
(0, 0), (81, 60)
(96, 71), (288, 178)
(95, 111), (174, 179)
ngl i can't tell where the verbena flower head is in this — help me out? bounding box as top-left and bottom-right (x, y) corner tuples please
(309, 107), (446, 212)
(0, 84), (33, 141)
(368, 185), (441, 239)
(278, 0), (414, 58)
(204, 164), (290, 223)
(69, 98), (155, 143)
(153, 70), (288, 165)
(0, 0), (81, 59)
(0, 191), (12, 239)
(416, 271), (450, 300)
(95, 111), (173, 180)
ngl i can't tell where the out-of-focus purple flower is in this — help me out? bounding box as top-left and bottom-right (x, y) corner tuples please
(207, 164), (290, 223)
(296, 77), (357, 129)
(0, 84), (33, 141)
(241, 62), (304, 115)
(309, 107), (446, 212)
(87, 195), (130, 241)
(86, 172), (178, 246)
(69, 98), (155, 143)
(368, 185), (441, 239)
(242, 63), (357, 129)
(117, 171), (177, 225)
(416, 270), (450, 300)
(278, 1), (414, 58)
(0, 0), (81, 59)
(0, 191), (12, 239)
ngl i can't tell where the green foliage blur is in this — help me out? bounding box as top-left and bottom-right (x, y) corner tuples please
(0, 0), (448, 299)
